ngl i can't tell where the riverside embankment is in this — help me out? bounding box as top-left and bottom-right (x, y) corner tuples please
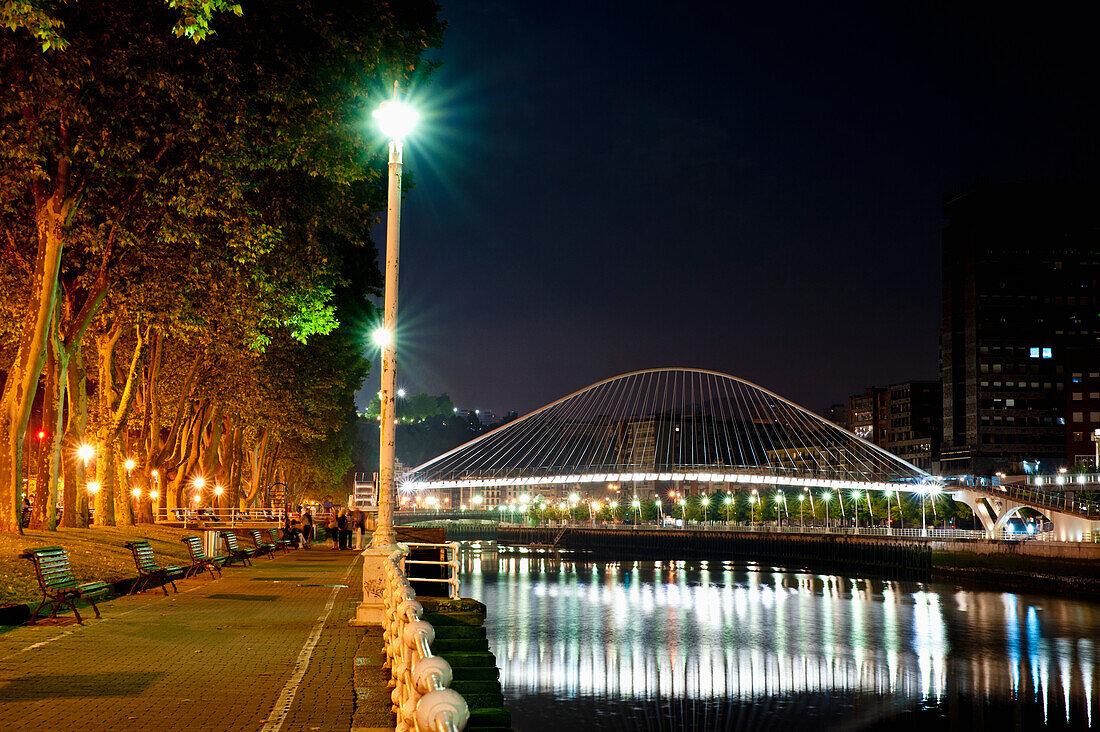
(443, 523), (1100, 597)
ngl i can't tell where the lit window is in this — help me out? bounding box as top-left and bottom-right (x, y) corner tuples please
(1042, 347), (1053, 359)
(1029, 347), (1040, 358)
(1092, 412), (1100, 422)
(1074, 392), (1084, 401)
(1073, 412), (1084, 423)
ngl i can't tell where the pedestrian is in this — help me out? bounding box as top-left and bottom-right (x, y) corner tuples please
(328, 511), (340, 549)
(354, 509), (366, 549)
(302, 508), (313, 549)
(287, 520), (302, 548)
(338, 509), (351, 550)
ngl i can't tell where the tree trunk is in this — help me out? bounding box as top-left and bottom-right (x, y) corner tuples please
(0, 195), (66, 534)
(59, 345), (90, 528)
(31, 307), (70, 531)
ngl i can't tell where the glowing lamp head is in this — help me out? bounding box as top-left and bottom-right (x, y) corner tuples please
(150, 490), (159, 500)
(77, 444), (94, 462)
(397, 388), (406, 398)
(724, 495), (732, 505)
(214, 486), (224, 497)
(823, 492), (832, 501)
(701, 497), (710, 506)
(373, 99), (419, 140)
(87, 481), (100, 494)
(372, 328), (393, 348)
(151, 469), (158, 478)
(631, 499), (640, 508)
(192, 494), (201, 504)
(124, 459), (135, 471)
(131, 488), (141, 498)
(194, 477), (205, 489)
(37, 430), (45, 440)
(610, 501), (618, 509)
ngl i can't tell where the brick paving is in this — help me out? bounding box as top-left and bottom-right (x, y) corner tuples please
(0, 547), (368, 732)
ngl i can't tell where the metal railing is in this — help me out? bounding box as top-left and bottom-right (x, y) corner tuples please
(402, 542), (461, 599)
(382, 547), (469, 732)
(503, 520), (1072, 542)
(158, 507), (287, 526)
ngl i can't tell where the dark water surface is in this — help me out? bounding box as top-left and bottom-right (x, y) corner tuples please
(458, 546), (1100, 731)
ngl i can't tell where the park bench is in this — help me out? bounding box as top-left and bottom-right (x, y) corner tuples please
(264, 527), (292, 553)
(248, 529), (276, 559)
(220, 531), (255, 567)
(124, 540), (183, 595)
(181, 535), (226, 579)
(19, 546), (109, 624)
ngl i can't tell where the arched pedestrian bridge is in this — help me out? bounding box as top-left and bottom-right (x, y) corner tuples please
(400, 368), (1100, 541)
(401, 368), (936, 494)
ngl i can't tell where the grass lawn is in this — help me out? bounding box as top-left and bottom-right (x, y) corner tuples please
(0, 524), (199, 608)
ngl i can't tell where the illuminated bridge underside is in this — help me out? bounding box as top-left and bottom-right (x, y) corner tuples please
(402, 368), (934, 493)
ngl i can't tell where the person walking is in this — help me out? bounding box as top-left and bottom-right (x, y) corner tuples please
(301, 508), (313, 549)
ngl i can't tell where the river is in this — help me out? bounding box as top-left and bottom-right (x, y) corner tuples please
(458, 545), (1099, 731)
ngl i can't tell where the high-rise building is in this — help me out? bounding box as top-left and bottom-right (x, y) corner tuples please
(848, 387), (887, 446)
(939, 184), (1100, 475)
(844, 382), (940, 471)
(886, 381), (941, 472)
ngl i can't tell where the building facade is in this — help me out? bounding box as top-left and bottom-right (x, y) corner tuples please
(939, 185), (1100, 475)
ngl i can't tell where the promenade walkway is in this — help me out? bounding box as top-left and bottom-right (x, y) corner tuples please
(0, 547), (366, 732)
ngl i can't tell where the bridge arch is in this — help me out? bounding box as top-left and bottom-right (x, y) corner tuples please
(402, 368), (935, 493)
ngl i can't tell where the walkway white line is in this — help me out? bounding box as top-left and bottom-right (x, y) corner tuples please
(17, 580), (214, 653)
(259, 557), (360, 732)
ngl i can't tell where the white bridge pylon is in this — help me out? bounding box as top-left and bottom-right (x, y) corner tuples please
(400, 368), (939, 494)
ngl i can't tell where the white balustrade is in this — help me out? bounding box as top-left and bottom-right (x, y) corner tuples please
(382, 547), (469, 732)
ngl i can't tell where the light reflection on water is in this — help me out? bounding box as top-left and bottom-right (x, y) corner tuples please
(460, 547), (1100, 731)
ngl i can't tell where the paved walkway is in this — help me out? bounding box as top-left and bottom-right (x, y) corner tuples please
(0, 547), (367, 732)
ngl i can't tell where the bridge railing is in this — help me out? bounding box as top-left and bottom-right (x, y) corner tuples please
(503, 520), (1069, 542)
(998, 484), (1100, 518)
(382, 547), (469, 732)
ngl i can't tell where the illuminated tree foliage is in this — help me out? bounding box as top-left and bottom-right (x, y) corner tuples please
(0, 0), (444, 532)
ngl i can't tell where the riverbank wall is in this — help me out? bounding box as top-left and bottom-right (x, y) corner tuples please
(443, 524), (1100, 597)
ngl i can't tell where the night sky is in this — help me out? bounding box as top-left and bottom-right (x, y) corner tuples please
(368, 0), (1100, 417)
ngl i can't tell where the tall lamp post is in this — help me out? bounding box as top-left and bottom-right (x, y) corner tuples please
(371, 83), (418, 551)
(355, 83), (419, 627)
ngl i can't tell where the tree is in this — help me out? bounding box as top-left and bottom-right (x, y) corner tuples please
(0, 0), (444, 532)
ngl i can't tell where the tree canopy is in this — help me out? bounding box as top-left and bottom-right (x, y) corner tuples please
(0, 0), (444, 532)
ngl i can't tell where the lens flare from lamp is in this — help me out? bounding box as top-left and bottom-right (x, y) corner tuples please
(373, 99), (419, 140)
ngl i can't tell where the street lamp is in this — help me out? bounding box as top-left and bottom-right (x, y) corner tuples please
(655, 497), (663, 523)
(749, 489), (757, 525)
(724, 494), (732, 523)
(851, 490), (861, 529)
(371, 83), (418, 552)
(631, 497), (641, 523)
(822, 491), (832, 528)
(798, 492), (805, 526)
(700, 495), (710, 524)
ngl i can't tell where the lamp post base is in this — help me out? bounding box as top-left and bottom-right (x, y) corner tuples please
(349, 546), (396, 626)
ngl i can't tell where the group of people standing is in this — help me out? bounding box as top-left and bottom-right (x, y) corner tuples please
(325, 508), (366, 550)
(281, 506), (366, 550)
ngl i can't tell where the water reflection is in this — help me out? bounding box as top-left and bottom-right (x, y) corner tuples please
(460, 547), (1100, 730)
